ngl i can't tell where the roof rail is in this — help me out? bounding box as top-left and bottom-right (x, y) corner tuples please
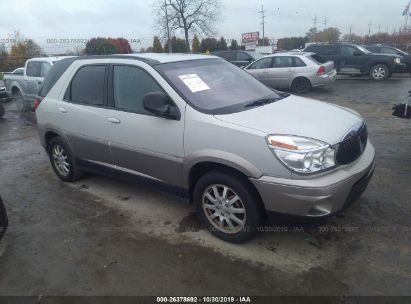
(59, 54), (161, 66)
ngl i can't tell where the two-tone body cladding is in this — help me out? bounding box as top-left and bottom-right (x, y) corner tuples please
(36, 53), (375, 243)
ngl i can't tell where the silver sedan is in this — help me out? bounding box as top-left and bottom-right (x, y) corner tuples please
(245, 52), (337, 94)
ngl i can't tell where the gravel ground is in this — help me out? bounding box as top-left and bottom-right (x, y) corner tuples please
(0, 75), (410, 296)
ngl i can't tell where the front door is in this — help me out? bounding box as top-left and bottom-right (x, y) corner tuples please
(246, 57), (274, 86)
(106, 64), (185, 186)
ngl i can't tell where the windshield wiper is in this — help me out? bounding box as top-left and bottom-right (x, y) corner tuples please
(244, 97), (282, 108)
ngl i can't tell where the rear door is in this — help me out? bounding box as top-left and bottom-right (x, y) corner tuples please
(56, 64), (112, 164)
(106, 64), (185, 186)
(270, 56), (295, 88)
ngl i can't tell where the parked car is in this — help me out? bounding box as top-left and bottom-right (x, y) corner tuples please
(0, 195), (7, 240)
(36, 54), (375, 243)
(212, 50), (263, 67)
(3, 57), (74, 111)
(364, 45), (411, 73)
(244, 52), (337, 93)
(11, 67), (25, 75)
(0, 85), (7, 99)
(304, 43), (405, 80)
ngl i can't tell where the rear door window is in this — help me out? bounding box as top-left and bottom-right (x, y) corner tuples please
(26, 61), (41, 77)
(272, 57), (293, 68)
(68, 65), (106, 106)
(218, 52), (236, 61)
(381, 47), (399, 55)
(113, 65), (164, 114)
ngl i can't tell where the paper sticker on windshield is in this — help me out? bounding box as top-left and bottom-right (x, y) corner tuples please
(178, 74), (210, 93)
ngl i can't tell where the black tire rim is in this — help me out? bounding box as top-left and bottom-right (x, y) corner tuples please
(294, 79), (309, 92)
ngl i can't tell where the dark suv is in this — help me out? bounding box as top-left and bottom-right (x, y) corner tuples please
(304, 43), (405, 80)
(212, 50), (262, 68)
(364, 45), (411, 73)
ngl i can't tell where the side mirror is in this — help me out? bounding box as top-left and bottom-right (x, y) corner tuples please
(143, 91), (180, 120)
(353, 51), (362, 56)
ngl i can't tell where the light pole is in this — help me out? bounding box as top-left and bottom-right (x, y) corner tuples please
(164, 0), (172, 53)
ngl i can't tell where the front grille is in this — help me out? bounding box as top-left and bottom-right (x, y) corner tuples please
(336, 123), (368, 165)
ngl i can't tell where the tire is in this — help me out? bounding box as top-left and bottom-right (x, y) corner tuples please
(291, 77), (312, 94)
(0, 196), (8, 240)
(0, 103), (4, 119)
(48, 137), (82, 182)
(193, 170), (263, 243)
(369, 64), (389, 81)
(13, 90), (30, 112)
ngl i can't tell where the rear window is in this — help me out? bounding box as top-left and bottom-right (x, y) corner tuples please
(26, 61), (41, 77)
(39, 60), (74, 97)
(306, 55), (321, 65)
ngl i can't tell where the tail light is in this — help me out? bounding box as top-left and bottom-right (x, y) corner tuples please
(33, 96), (44, 111)
(317, 66), (326, 75)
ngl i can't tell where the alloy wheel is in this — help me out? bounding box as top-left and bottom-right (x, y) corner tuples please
(202, 184), (246, 234)
(52, 144), (70, 177)
(372, 67), (386, 79)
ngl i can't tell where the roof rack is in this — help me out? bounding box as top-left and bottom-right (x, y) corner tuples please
(59, 54), (161, 66)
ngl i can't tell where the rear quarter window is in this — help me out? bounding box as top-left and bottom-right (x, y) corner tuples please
(39, 60), (74, 97)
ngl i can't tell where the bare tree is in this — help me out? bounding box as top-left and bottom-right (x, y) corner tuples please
(155, 0), (221, 53)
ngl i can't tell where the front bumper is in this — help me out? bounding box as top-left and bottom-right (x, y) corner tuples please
(392, 63), (407, 73)
(250, 142), (375, 217)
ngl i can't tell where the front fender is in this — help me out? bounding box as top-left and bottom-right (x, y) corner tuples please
(182, 149), (263, 188)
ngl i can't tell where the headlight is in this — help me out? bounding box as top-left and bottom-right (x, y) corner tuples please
(267, 135), (336, 174)
(394, 58), (401, 64)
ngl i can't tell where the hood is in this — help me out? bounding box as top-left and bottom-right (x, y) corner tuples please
(214, 95), (363, 145)
(368, 53), (402, 59)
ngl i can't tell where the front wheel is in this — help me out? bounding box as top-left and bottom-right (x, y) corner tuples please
(291, 77), (312, 94)
(369, 64), (389, 81)
(194, 171), (263, 243)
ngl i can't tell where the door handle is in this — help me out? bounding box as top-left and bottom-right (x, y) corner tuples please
(58, 107), (67, 113)
(108, 117), (121, 124)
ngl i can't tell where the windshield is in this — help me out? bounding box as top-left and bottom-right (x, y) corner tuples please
(155, 58), (280, 114)
(357, 46), (371, 54)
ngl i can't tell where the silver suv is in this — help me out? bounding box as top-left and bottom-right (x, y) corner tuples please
(36, 54), (375, 243)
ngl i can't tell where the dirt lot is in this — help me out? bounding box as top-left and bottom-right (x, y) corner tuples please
(0, 76), (410, 296)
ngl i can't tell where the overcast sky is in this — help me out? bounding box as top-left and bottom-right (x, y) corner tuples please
(0, 0), (409, 53)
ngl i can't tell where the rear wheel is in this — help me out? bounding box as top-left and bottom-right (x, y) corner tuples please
(48, 137), (82, 182)
(13, 90), (30, 112)
(369, 64), (389, 81)
(291, 77), (312, 94)
(194, 170), (263, 243)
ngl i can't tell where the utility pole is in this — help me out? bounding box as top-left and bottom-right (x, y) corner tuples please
(378, 24), (381, 33)
(368, 21), (372, 35)
(323, 16), (327, 30)
(349, 26), (352, 41)
(258, 5), (266, 43)
(164, 0), (172, 53)
(313, 14), (318, 42)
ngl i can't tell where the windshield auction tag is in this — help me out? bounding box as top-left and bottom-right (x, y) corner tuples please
(178, 74), (210, 93)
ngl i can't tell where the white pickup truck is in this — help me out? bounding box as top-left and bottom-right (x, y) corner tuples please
(3, 57), (74, 111)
